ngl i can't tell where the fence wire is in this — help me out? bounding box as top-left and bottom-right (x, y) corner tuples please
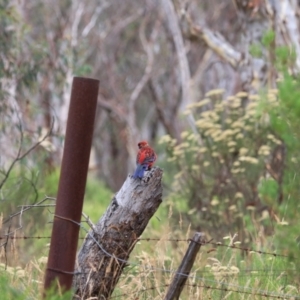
(1, 205), (299, 299)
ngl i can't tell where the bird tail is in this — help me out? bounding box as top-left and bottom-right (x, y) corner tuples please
(133, 164), (146, 179)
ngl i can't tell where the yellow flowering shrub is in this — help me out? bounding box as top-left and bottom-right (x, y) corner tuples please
(160, 89), (283, 240)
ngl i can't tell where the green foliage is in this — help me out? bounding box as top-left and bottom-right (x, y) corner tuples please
(39, 169), (61, 197)
(258, 178), (278, 202)
(83, 174), (113, 223)
(267, 69), (300, 267)
(0, 267), (42, 300)
(1, 167), (115, 263)
(262, 30), (275, 47)
(275, 47), (297, 71)
(249, 43), (263, 58)
(159, 40), (300, 274)
(40, 168), (131, 225)
(0, 1), (40, 93)
(0, 0), (52, 236)
(160, 89), (280, 240)
(44, 286), (73, 300)
(0, 270), (72, 300)
(201, 239), (297, 298)
(0, 273), (24, 300)
(277, 73), (300, 130)
(74, 64), (93, 77)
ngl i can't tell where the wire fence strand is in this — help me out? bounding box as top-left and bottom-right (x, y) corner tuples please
(1, 209), (299, 299)
(0, 235), (292, 258)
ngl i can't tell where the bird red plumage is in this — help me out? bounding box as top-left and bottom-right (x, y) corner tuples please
(133, 140), (157, 179)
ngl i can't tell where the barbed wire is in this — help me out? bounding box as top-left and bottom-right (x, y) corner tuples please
(55, 216), (299, 299)
(110, 284), (170, 299)
(0, 236), (52, 240)
(94, 269), (299, 299)
(0, 234), (292, 259)
(2, 261), (298, 299)
(186, 283), (298, 299)
(1, 167), (298, 300)
(109, 282), (300, 299)
(1, 226), (299, 298)
(61, 266), (298, 287)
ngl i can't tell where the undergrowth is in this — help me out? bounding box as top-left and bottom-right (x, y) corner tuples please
(1, 205), (299, 299)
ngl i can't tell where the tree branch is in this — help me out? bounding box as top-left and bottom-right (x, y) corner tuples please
(0, 118), (54, 190)
(161, 0), (191, 111)
(182, 9), (267, 92)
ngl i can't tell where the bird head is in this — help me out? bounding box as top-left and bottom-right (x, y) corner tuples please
(138, 140), (149, 149)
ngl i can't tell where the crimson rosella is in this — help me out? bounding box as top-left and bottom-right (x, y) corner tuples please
(133, 140), (157, 179)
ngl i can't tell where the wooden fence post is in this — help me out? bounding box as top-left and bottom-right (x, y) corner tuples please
(73, 167), (163, 299)
(164, 232), (204, 300)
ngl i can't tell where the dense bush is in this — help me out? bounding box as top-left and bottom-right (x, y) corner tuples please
(160, 76), (300, 248)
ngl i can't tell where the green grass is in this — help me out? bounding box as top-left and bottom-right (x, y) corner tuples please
(1, 221), (300, 299)
(1, 170), (300, 299)
(111, 228), (300, 299)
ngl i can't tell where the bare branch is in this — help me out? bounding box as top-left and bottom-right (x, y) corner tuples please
(0, 118), (24, 190)
(20, 118), (54, 161)
(70, 2), (84, 47)
(110, 10), (143, 36)
(22, 176), (39, 204)
(181, 9), (267, 92)
(184, 12), (242, 68)
(82, 2), (110, 37)
(2, 196), (56, 225)
(161, 0), (202, 139)
(126, 18), (160, 166)
(161, 0), (191, 111)
(97, 98), (126, 123)
(149, 79), (179, 139)
(81, 211), (95, 229)
(129, 19), (158, 106)
(17, 204), (56, 208)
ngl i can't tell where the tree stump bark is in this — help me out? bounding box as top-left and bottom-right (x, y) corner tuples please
(73, 167), (163, 299)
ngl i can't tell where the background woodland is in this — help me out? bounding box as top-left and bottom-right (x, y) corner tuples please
(1, 0), (300, 298)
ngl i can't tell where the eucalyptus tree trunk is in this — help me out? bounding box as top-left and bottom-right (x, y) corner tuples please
(177, 0), (300, 93)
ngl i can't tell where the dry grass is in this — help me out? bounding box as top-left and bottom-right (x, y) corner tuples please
(1, 193), (299, 299)
(0, 219), (299, 299)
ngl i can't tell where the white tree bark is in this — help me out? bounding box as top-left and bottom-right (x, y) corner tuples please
(162, 0), (200, 136)
(179, 0), (300, 92)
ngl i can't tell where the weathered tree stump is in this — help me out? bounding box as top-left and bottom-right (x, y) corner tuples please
(73, 167), (163, 299)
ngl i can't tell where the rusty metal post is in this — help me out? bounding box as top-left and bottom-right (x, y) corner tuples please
(43, 77), (99, 294)
(164, 232), (204, 300)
